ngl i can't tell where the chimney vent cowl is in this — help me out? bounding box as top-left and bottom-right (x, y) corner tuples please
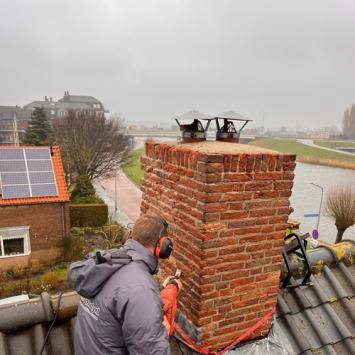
(175, 118), (209, 143)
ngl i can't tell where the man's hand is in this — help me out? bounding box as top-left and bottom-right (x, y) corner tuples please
(162, 276), (182, 294)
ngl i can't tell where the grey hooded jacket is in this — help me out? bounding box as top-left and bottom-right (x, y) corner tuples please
(68, 239), (170, 355)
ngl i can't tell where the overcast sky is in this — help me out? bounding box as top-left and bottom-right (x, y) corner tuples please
(1, 0), (355, 129)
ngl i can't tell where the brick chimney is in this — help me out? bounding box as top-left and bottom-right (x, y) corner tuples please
(140, 140), (296, 351)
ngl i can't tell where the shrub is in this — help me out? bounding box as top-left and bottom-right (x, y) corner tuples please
(41, 271), (61, 290)
(70, 175), (104, 204)
(63, 235), (87, 261)
(70, 175), (95, 201)
(70, 204), (108, 227)
(325, 183), (355, 243)
(71, 195), (104, 204)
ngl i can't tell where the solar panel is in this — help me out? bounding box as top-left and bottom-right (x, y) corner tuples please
(29, 171), (55, 184)
(27, 159), (53, 172)
(31, 184), (57, 197)
(0, 160), (26, 172)
(0, 148), (58, 199)
(0, 173), (29, 185)
(25, 149), (51, 160)
(0, 149), (24, 160)
(1, 185), (31, 198)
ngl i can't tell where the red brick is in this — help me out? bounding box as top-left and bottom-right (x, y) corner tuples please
(221, 211), (249, 220)
(245, 181), (273, 191)
(221, 192), (252, 202)
(249, 209), (276, 217)
(224, 173), (252, 182)
(274, 181), (293, 190)
(197, 162), (224, 174)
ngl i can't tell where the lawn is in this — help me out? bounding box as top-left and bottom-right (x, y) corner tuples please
(122, 148), (145, 186)
(249, 138), (355, 170)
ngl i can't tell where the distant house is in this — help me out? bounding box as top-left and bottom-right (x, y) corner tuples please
(0, 146), (70, 272)
(23, 91), (108, 119)
(0, 91), (108, 145)
(0, 106), (31, 145)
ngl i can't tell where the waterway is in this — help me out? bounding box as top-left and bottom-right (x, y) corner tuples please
(134, 137), (355, 244)
(291, 162), (355, 244)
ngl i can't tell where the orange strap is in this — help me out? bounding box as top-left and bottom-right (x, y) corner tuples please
(173, 308), (275, 355)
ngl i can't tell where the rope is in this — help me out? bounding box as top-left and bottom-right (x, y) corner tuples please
(173, 308), (275, 355)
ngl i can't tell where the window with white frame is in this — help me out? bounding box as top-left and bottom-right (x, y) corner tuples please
(0, 226), (30, 258)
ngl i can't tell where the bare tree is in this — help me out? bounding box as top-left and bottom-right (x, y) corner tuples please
(52, 110), (133, 185)
(325, 184), (355, 243)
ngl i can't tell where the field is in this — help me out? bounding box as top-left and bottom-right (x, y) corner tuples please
(122, 148), (145, 186)
(249, 138), (355, 170)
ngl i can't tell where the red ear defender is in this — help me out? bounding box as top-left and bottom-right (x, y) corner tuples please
(154, 237), (173, 259)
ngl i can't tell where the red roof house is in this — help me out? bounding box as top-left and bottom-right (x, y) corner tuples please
(0, 146), (70, 272)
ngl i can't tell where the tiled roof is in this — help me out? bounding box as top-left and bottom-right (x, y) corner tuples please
(0, 106), (31, 121)
(58, 95), (101, 104)
(0, 146), (69, 206)
(0, 262), (354, 355)
(276, 262), (355, 354)
(0, 292), (183, 355)
(23, 101), (93, 111)
(0, 292), (78, 355)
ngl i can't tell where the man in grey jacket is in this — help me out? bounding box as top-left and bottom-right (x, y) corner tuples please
(68, 213), (180, 355)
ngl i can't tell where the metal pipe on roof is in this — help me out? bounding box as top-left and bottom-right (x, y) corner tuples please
(280, 241), (355, 281)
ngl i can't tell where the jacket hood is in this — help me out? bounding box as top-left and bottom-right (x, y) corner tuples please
(123, 239), (158, 274)
(68, 239), (158, 298)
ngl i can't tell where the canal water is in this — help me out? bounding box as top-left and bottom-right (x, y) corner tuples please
(291, 162), (355, 244)
(134, 137), (355, 243)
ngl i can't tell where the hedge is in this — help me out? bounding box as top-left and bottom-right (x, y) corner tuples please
(70, 204), (108, 227)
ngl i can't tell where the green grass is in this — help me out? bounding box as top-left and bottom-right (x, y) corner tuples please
(314, 139), (355, 149)
(249, 138), (355, 170)
(122, 148), (145, 186)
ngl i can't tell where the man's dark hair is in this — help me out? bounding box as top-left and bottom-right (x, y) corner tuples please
(131, 213), (167, 247)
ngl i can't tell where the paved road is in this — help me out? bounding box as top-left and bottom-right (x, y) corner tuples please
(99, 170), (142, 225)
(297, 139), (355, 156)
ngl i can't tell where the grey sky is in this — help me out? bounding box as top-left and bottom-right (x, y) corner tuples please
(1, 0), (355, 129)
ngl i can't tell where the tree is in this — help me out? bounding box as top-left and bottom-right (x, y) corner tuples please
(325, 184), (355, 243)
(23, 107), (51, 145)
(51, 110), (133, 185)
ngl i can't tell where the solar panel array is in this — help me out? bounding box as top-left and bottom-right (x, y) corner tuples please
(0, 148), (58, 199)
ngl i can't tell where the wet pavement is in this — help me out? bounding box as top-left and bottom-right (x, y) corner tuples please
(98, 170), (142, 225)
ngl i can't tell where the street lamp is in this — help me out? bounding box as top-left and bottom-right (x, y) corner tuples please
(308, 181), (324, 230)
(114, 170), (118, 212)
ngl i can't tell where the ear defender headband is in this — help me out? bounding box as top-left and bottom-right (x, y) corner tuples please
(154, 217), (173, 259)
